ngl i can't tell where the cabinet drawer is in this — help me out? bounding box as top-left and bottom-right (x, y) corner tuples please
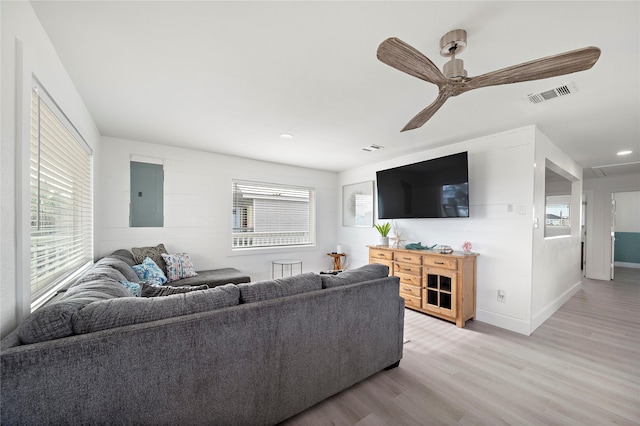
(393, 262), (422, 275)
(370, 249), (393, 261)
(423, 256), (457, 270)
(400, 292), (421, 310)
(394, 252), (422, 265)
(395, 271), (422, 286)
(399, 283), (422, 298)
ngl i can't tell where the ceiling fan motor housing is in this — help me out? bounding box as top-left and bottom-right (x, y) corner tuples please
(440, 29), (468, 79)
(443, 59), (467, 79)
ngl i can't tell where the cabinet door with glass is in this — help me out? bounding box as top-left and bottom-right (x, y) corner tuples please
(423, 267), (457, 319)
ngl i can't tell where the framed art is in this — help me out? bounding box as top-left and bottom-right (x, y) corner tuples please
(342, 181), (374, 227)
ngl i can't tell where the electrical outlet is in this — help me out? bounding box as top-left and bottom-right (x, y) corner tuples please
(497, 289), (506, 303)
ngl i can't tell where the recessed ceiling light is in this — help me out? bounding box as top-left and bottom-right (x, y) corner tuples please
(617, 150), (632, 156)
(279, 133), (294, 140)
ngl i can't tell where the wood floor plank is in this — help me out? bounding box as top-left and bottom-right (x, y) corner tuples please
(281, 268), (640, 425)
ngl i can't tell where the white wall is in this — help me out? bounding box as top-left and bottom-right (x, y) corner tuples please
(614, 191), (640, 233)
(338, 126), (538, 334)
(1, 2), (101, 338)
(530, 128), (583, 332)
(96, 137), (338, 282)
(583, 173), (640, 279)
(613, 191), (640, 268)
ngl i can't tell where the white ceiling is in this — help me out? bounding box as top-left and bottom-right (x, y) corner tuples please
(30, 1), (640, 175)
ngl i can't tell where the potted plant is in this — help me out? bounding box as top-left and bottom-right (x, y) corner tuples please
(374, 222), (391, 246)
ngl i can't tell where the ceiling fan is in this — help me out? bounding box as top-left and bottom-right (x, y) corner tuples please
(377, 29), (601, 132)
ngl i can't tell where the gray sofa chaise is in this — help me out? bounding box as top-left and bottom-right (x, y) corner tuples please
(110, 247), (252, 288)
(1, 254), (404, 425)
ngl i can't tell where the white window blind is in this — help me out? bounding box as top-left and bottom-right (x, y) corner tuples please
(232, 180), (315, 249)
(30, 87), (93, 305)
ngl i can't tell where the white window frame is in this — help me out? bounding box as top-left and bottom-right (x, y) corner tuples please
(29, 84), (93, 311)
(232, 179), (316, 250)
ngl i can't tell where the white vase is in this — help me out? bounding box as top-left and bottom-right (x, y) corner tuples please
(379, 236), (389, 246)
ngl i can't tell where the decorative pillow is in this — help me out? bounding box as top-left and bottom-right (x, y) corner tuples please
(132, 257), (167, 286)
(131, 244), (168, 273)
(161, 253), (198, 282)
(119, 280), (142, 297)
(141, 282), (209, 297)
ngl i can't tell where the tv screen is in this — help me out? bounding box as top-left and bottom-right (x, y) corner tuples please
(376, 152), (469, 219)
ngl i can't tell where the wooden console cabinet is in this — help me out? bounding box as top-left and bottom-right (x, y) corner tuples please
(368, 246), (478, 328)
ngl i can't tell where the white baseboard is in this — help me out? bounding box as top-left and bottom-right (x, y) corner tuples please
(614, 261), (640, 269)
(531, 280), (582, 333)
(475, 310), (531, 336)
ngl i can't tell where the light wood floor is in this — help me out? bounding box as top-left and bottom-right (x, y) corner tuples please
(282, 268), (640, 425)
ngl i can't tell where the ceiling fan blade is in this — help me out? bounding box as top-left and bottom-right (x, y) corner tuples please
(402, 91), (451, 132)
(377, 37), (448, 87)
(465, 47), (601, 91)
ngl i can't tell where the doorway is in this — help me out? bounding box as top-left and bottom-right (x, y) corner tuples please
(611, 191), (640, 280)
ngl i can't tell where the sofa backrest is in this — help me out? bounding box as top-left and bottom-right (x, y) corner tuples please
(320, 264), (389, 288)
(237, 272), (322, 303)
(72, 284), (240, 334)
(6, 259), (390, 347)
(16, 273), (132, 344)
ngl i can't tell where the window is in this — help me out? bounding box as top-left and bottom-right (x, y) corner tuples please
(30, 86), (93, 307)
(232, 179), (315, 249)
(544, 160), (574, 238)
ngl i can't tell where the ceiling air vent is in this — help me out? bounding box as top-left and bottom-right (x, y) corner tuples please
(526, 82), (577, 104)
(362, 144), (384, 152)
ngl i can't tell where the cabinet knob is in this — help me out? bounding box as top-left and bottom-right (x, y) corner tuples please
(435, 261), (444, 265)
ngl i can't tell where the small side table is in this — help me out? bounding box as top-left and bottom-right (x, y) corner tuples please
(272, 259), (302, 278)
(327, 253), (345, 271)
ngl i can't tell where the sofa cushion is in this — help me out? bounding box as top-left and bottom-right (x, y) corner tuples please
(71, 284), (240, 334)
(17, 276), (131, 344)
(131, 243), (168, 272)
(72, 264), (128, 288)
(161, 252), (198, 282)
(172, 268), (251, 288)
(320, 264), (389, 289)
(238, 272), (322, 304)
(132, 257), (168, 286)
(109, 249), (137, 266)
(96, 256), (139, 283)
(141, 282), (209, 297)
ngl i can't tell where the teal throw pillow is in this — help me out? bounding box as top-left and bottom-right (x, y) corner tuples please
(132, 257), (167, 286)
(119, 280), (142, 297)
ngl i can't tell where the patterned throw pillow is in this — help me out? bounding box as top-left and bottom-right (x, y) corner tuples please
(161, 253), (198, 282)
(131, 244), (168, 273)
(119, 280), (142, 297)
(132, 257), (167, 286)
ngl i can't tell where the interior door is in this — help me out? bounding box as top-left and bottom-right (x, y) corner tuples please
(610, 196), (616, 280)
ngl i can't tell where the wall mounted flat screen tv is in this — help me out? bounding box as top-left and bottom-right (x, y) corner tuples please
(376, 152), (469, 219)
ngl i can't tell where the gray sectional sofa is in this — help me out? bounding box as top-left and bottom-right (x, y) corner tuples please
(1, 251), (404, 425)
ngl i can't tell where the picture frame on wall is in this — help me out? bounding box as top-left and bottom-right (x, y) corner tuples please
(342, 181), (374, 227)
